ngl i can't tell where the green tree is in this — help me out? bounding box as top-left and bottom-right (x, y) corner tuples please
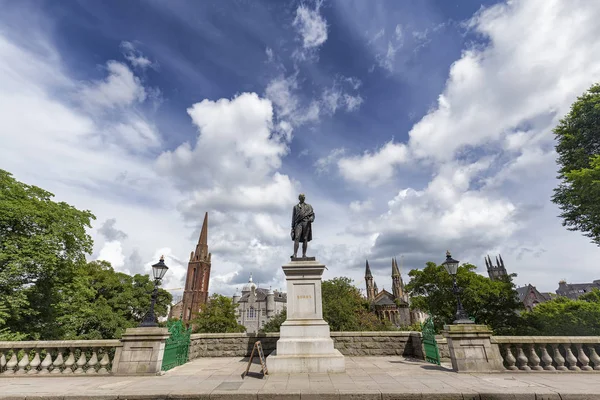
(56, 260), (172, 339)
(579, 287), (600, 303)
(0, 169), (95, 339)
(552, 83), (600, 245)
(322, 277), (392, 331)
(519, 294), (600, 336)
(260, 308), (287, 333)
(406, 262), (523, 334)
(190, 294), (246, 333)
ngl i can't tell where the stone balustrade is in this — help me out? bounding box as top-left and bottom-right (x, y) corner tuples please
(492, 337), (600, 371)
(0, 340), (121, 375)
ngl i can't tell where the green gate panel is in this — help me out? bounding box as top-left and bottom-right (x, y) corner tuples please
(421, 317), (441, 366)
(161, 320), (191, 371)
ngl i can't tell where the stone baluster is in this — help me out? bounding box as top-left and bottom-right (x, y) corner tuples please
(588, 345), (600, 371)
(564, 344), (580, 371)
(552, 344), (567, 371)
(540, 345), (555, 371)
(3, 349), (19, 375)
(51, 348), (64, 374)
(86, 350), (98, 374)
(97, 349), (110, 374)
(28, 349), (41, 374)
(14, 348), (29, 374)
(0, 350), (6, 374)
(516, 344), (530, 370)
(62, 348), (76, 374)
(528, 344), (543, 370)
(4, 350), (18, 374)
(39, 350), (53, 374)
(576, 344), (592, 371)
(74, 350), (87, 374)
(503, 344), (518, 370)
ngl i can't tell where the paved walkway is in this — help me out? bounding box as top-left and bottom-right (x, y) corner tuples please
(1, 356), (600, 399)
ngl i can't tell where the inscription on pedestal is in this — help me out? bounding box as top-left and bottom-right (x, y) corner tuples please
(291, 283), (316, 318)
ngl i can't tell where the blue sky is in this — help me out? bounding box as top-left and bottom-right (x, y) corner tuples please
(2, 0), (600, 299)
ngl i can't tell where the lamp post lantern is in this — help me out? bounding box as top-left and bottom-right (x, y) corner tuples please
(442, 250), (473, 324)
(140, 255), (169, 327)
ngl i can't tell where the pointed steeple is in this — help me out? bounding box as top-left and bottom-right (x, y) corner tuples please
(194, 212), (209, 260)
(374, 281), (378, 294)
(392, 257), (401, 277)
(365, 260), (373, 278)
(499, 254), (505, 268)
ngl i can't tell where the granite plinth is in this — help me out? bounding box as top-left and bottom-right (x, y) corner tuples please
(266, 258), (345, 374)
(290, 256), (316, 261)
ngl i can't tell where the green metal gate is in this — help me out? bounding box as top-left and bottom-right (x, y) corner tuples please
(421, 317), (441, 366)
(161, 320), (191, 371)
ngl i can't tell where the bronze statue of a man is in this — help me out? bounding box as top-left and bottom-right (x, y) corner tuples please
(291, 193), (315, 258)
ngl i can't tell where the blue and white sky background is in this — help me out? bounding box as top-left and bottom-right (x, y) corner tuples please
(2, 0), (600, 299)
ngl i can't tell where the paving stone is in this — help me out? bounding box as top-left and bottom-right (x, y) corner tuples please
(337, 391), (382, 400)
(208, 390), (257, 399)
(299, 390), (339, 400)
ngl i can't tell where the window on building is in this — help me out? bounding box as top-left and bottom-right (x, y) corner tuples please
(247, 307), (256, 319)
(191, 268), (197, 290)
(262, 309), (266, 316)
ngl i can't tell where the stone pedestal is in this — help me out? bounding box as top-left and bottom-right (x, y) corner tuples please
(266, 258), (345, 373)
(443, 324), (504, 372)
(113, 327), (170, 375)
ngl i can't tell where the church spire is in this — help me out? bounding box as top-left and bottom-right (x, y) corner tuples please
(194, 212), (209, 261)
(392, 257), (401, 277)
(365, 260), (375, 301)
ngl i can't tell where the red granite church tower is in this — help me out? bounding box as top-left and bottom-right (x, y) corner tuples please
(182, 212), (211, 325)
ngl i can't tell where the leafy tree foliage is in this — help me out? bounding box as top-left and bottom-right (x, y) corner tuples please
(190, 294), (246, 333)
(406, 262), (523, 334)
(322, 277), (393, 331)
(260, 308), (287, 333)
(552, 83), (600, 244)
(56, 260), (172, 339)
(0, 169), (95, 339)
(519, 289), (600, 336)
(0, 169), (171, 339)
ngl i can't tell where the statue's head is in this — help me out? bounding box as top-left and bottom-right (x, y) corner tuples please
(298, 193), (305, 203)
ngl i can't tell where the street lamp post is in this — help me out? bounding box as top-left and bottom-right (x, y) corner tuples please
(140, 255), (169, 328)
(442, 250), (473, 324)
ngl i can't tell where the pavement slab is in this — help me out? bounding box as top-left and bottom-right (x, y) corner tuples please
(1, 356), (600, 399)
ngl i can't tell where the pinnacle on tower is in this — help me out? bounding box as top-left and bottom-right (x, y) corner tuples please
(374, 281), (378, 293)
(392, 257), (401, 277)
(499, 254), (505, 268)
(194, 212), (209, 259)
(365, 260), (373, 278)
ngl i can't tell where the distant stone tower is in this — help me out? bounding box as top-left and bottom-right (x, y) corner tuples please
(374, 281), (378, 296)
(182, 212), (212, 325)
(365, 260), (375, 301)
(391, 257), (406, 301)
(485, 254), (507, 281)
(266, 286), (275, 318)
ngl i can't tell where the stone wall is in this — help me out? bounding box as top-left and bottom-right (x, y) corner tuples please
(436, 335), (450, 361)
(189, 331), (425, 359)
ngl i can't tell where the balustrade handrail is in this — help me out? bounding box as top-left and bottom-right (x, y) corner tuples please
(0, 340), (122, 375)
(0, 340), (121, 349)
(493, 336), (600, 344)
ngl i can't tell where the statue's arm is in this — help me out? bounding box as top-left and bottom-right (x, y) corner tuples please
(310, 206), (315, 222)
(291, 206), (296, 229)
